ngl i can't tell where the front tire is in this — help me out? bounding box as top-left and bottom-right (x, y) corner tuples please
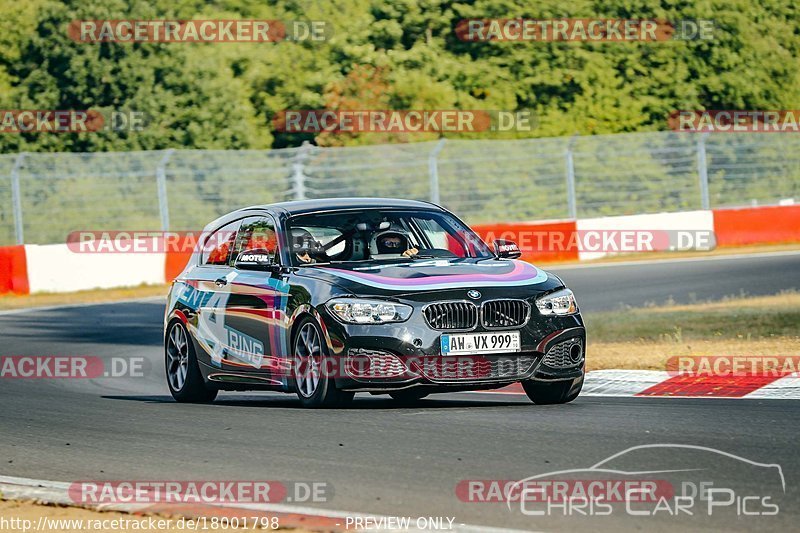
(522, 378), (582, 405)
(166, 321), (218, 403)
(292, 318), (354, 408)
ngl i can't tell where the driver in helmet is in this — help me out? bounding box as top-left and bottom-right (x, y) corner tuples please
(370, 229), (418, 258)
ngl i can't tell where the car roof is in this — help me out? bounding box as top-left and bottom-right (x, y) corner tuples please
(238, 197), (443, 216)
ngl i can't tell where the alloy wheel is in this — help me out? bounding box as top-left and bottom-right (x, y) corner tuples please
(294, 322), (323, 397)
(166, 323), (189, 391)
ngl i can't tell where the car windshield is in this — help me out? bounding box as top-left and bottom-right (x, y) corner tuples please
(286, 209), (494, 266)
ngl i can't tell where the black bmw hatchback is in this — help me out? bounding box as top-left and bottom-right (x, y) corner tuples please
(164, 198), (585, 408)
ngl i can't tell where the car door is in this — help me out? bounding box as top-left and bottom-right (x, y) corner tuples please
(185, 219), (242, 368)
(223, 214), (290, 380)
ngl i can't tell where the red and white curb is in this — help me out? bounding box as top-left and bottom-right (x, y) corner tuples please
(482, 370), (800, 399)
(0, 475), (529, 533)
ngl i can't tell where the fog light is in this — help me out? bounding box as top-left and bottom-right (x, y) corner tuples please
(569, 343), (583, 363)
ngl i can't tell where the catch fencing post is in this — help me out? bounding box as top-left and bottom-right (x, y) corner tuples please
(697, 132), (710, 210)
(10, 153), (26, 244)
(565, 135), (578, 219)
(156, 149), (174, 232)
(292, 141), (311, 201)
(428, 138), (446, 205)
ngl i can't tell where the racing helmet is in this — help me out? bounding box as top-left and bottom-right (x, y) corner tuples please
(290, 228), (327, 258)
(369, 229), (412, 257)
(290, 228), (317, 252)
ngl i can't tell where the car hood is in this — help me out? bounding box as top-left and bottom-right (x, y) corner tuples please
(296, 258), (559, 298)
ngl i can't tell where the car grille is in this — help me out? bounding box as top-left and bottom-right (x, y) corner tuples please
(413, 355), (537, 382)
(482, 300), (529, 328)
(542, 337), (584, 368)
(423, 302), (478, 330)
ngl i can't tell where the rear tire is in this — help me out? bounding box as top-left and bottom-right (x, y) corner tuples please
(166, 321), (218, 403)
(523, 378), (581, 405)
(292, 317), (354, 408)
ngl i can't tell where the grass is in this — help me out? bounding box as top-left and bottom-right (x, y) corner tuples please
(585, 291), (800, 371)
(0, 283), (169, 311)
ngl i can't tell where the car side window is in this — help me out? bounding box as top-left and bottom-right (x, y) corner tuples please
(232, 216), (279, 265)
(201, 221), (240, 266)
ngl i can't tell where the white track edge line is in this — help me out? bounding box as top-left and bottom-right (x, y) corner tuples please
(0, 475), (531, 533)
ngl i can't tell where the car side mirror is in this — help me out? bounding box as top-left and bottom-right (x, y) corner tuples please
(494, 239), (522, 259)
(234, 250), (280, 272)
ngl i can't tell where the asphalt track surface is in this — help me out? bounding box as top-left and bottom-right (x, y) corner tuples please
(1, 252), (799, 531)
(553, 250), (800, 311)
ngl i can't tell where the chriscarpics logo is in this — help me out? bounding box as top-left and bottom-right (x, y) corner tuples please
(494, 444), (784, 520)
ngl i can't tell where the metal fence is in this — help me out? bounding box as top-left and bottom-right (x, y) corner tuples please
(1, 131), (799, 245)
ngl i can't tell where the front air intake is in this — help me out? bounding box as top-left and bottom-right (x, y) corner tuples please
(543, 337), (584, 368)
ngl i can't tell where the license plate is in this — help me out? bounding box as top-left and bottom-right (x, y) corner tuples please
(440, 331), (521, 356)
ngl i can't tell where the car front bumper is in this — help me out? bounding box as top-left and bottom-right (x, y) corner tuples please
(319, 307), (586, 392)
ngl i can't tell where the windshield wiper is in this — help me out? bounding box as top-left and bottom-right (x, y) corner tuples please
(409, 254), (457, 261)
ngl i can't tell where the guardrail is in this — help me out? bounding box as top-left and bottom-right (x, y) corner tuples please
(1, 131), (798, 246)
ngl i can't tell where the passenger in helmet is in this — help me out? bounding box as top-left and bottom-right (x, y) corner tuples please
(291, 228), (323, 264)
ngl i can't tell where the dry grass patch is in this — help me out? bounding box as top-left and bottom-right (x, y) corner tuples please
(585, 291), (800, 371)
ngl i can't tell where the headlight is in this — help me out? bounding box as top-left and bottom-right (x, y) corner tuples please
(327, 298), (412, 324)
(536, 288), (578, 315)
